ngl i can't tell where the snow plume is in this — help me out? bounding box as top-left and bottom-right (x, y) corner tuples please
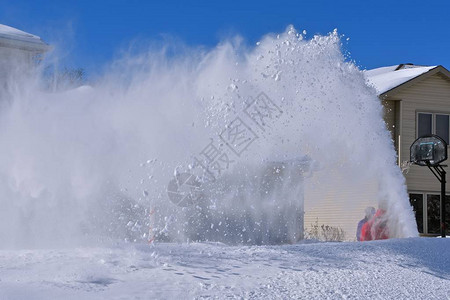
(0, 26), (417, 248)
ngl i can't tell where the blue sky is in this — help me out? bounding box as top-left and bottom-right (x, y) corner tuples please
(1, 0), (449, 77)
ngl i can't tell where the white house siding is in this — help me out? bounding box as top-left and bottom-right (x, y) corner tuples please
(0, 46), (33, 74)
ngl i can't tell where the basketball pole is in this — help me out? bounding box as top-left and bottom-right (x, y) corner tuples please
(411, 135), (447, 238)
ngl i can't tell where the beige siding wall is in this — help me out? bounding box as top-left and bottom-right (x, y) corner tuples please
(304, 169), (378, 241)
(383, 100), (396, 142)
(381, 100), (402, 162)
(394, 73), (450, 192)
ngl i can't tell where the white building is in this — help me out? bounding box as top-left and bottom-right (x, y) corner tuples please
(0, 24), (49, 63)
(0, 24), (49, 99)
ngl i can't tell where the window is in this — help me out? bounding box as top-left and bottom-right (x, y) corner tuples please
(409, 193), (450, 235)
(446, 196), (450, 235)
(436, 114), (449, 144)
(427, 194), (441, 234)
(417, 112), (450, 144)
(409, 194), (424, 233)
(418, 113), (432, 137)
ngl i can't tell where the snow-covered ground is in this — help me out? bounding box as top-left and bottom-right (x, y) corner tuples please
(1, 238), (449, 299)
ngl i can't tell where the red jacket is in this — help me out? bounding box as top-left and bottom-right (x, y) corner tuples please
(361, 209), (389, 241)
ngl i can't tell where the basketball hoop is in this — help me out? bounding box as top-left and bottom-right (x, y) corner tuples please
(410, 134), (447, 167)
(410, 134), (448, 238)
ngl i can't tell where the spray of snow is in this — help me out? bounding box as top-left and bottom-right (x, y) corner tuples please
(0, 26), (417, 248)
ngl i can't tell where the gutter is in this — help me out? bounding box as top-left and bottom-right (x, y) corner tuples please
(0, 34), (51, 53)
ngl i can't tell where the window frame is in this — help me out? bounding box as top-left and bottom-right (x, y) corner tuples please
(416, 112), (433, 138)
(416, 111), (450, 145)
(409, 191), (450, 235)
(408, 192), (425, 233)
(435, 114), (450, 145)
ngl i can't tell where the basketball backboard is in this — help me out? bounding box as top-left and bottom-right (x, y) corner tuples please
(410, 135), (448, 166)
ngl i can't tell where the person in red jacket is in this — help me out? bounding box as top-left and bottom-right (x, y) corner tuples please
(360, 207), (389, 241)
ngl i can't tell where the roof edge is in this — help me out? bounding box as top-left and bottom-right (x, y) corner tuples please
(379, 65), (450, 98)
(0, 37), (50, 53)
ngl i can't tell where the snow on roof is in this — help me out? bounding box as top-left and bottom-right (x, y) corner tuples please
(0, 24), (49, 52)
(365, 64), (437, 95)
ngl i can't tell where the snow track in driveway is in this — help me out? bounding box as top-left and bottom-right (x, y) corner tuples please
(0, 238), (449, 299)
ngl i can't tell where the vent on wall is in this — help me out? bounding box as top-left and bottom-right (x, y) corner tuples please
(395, 63), (430, 71)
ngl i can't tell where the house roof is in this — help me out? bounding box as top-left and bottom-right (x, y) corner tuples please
(365, 64), (450, 98)
(0, 24), (50, 53)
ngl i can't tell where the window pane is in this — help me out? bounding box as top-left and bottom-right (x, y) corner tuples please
(436, 114), (449, 144)
(445, 196), (450, 235)
(409, 193), (424, 233)
(418, 113), (432, 138)
(427, 194), (441, 234)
